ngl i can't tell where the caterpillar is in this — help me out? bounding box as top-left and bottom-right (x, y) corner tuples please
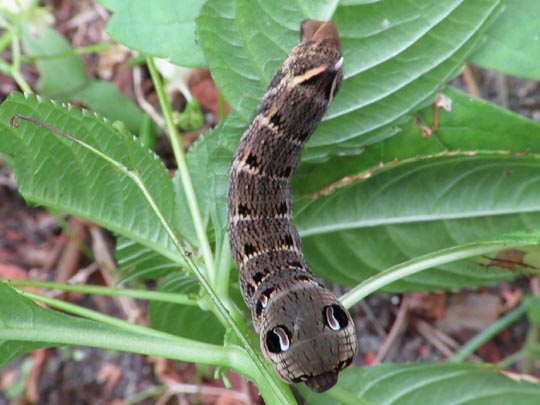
(227, 20), (358, 393)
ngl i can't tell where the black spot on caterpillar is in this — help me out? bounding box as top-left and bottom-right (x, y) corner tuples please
(227, 19), (358, 393)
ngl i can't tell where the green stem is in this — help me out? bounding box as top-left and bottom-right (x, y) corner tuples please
(10, 30), (32, 93)
(7, 287), (292, 403)
(10, 26), (21, 71)
(215, 237), (233, 298)
(146, 57), (292, 403)
(0, 323), (247, 376)
(146, 57), (215, 285)
(340, 241), (529, 309)
(497, 350), (529, 368)
(11, 69), (32, 93)
(11, 290), (264, 385)
(218, 93), (226, 121)
(0, 29), (13, 53)
(449, 299), (532, 363)
(0, 325), (264, 388)
(5, 280), (198, 306)
(11, 113), (187, 268)
(19, 42), (113, 62)
(13, 288), (269, 391)
(16, 288), (183, 340)
(498, 350), (528, 368)
(0, 61), (12, 74)
(11, 110), (291, 403)
(0, 316), (284, 402)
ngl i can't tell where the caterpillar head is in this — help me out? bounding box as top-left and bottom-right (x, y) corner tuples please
(255, 276), (358, 392)
(284, 20), (344, 103)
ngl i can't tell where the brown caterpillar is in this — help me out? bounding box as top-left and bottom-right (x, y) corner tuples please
(227, 20), (358, 392)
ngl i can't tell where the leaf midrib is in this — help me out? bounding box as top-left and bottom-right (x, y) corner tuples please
(298, 208), (535, 237)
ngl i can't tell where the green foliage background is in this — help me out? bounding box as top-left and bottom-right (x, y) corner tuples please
(1, 0), (540, 403)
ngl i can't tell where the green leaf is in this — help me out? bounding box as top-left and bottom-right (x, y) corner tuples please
(0, 93), (183, 265)
(341, 235), (540, 309)
(469, 0), (540, 79)
(0, 283), (132, 367)
(294, 86), (540, 195)
(295, 154), (540, 290)
(75, 80), (151, 134)
(21, 26), (88, 100)
(183, 87), (540, 292)
(198, 0), (502, 160)
(0, 288), (50, 367)
(175, 113), (244, 245)
(96, 0), (126, 11)
(115, 237), (180, 283)
(106, 0), (207, 67)
(198, 0), (338, 122)
(416, 87), (540, 150)
(20, 25), (150, 135)
(300, 363), (540, 404)
(149, 273), (225, 345)
(0, 283), (247, 372)
(175, 99), (204, 131)
(187, 1), (512, 291)
(525, 293), (540, 327)
(188, 0), (505, 242)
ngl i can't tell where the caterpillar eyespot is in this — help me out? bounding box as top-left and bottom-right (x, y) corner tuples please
(325, 304), (350, 331)
(266, 326), (292, 353)
(227, 19), (358, 393)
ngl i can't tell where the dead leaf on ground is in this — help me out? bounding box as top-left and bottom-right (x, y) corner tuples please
(189, 68), (230, 118)
(0, 263), (28, 279)
(436, 293), (501, 334)
(97, 363), (123, 394)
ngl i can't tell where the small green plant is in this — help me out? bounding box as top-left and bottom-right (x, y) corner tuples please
(2, 0), (540, 403)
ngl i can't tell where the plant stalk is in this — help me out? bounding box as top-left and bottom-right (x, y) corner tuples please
(146, 57), (215, 284)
